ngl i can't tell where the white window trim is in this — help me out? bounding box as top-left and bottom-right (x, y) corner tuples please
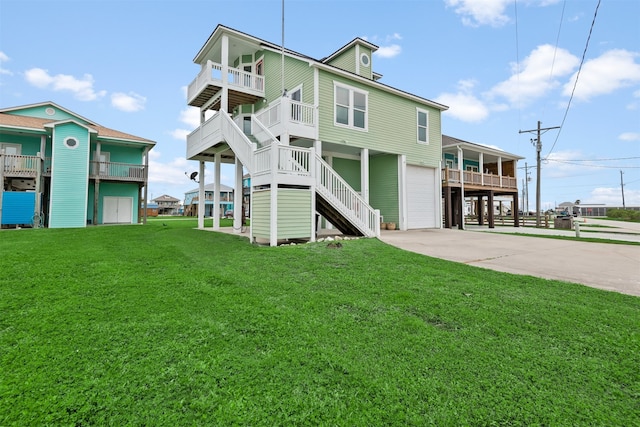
(466, 165), (479, 172)
(333, 82), (368, 131)
(289, 84), (303, 102)
(417, 108), (429, 144)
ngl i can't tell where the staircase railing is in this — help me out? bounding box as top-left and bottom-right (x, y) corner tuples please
(315, 154), (380, 237)
(219, 111), (257, 173)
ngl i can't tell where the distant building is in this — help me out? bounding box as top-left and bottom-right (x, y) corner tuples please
(184, 183), (234, 217)
(151, 194), (181, 215)
(557, 202), (640, 217)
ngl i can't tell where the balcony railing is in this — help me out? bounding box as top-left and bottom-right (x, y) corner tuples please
(187, 60), (265, 106)
(254, 98), (317, 140)
(442, 167), (517, 190)
(90, 161), (146, 182)
(1, 154), (41, 177)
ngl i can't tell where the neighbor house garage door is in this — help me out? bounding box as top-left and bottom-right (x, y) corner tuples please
(103, 196), (133, 224)
(406, 165), (437, 229)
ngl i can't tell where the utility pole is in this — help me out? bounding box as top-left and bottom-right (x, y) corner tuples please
(520, 121), (560, 227)
(620, 170), (626, 209)
(524, 162), (530, 214)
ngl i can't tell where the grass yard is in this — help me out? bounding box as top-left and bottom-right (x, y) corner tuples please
(1, 219), (638, 426)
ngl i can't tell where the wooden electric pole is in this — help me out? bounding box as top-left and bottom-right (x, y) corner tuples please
(620, 170), (626, 209)
(519, 121), (560, 227)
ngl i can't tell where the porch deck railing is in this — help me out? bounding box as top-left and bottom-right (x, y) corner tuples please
(90, 161), (146, 182)
(442, 167), (517, 190)
(187, 60), (265, 103)
(255, 98), (316, 130)
(1, 154), (41, 177)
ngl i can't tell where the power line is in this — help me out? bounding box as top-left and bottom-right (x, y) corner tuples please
(542, 0), (567, 120)
(547, 160), (640, 169)
(545, 0), (601, 159)
(547, 156), (640, 162)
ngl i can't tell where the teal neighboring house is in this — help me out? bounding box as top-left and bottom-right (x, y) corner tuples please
(186, 25), (449, 246)
(0, 102), (155, 228)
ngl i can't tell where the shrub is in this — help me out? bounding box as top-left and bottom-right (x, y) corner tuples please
(607, 208), (640, 221)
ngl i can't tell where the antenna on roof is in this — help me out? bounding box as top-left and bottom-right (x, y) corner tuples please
(185, 171), (199, 183)
(281, 0), (285, 96)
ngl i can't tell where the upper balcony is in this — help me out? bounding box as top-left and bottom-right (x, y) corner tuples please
(187, 60), (265, 111)
(442, 167), (517, 192)
(1, 155), (146, 183)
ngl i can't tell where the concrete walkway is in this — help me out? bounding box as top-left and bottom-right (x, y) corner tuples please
(378, 222), (640, 297)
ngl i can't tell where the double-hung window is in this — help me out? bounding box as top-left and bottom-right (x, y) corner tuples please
(334, 83), (368, 130)
(417, 109), (429, 144)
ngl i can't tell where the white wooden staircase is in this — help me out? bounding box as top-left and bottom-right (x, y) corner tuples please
(187, 110), (380, 238)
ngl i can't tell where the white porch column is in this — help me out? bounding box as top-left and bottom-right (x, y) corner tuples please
(458, 145), (465, 230)
(270, 145), (279, 246)
(221, 34), (229, 112)
(198, 161), (205, 229)
(497, 156), (503, 187)
(213, 153), (221, 230)
(360, 147), (369, 203)
(479, 152), (484, 186)
(398, 154), (407, 231)
(233, 158), (243, 234)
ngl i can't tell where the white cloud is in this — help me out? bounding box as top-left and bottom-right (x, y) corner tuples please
(586, 187), (640, 205)
(435, 79), (489, 123)
(111, 92), (146, 112)
(171, 107), (215, 139)
(445, 0), (511, 27)
(0, 51), (12, 76)
(543, 149), (593, 178)
(563, 49), (640, 101)
(170, 129), (191, 141)
(148, 151), (191, 186)
(488, 44), (579, 107)
(374, 44), (401, 59)
(619, 132), (640, 141)
(24, 67), (106, 101)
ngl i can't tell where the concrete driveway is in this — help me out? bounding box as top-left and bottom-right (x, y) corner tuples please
(378, 225), (640, 297)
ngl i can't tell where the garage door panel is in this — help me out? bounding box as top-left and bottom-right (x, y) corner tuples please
(407, 166), (436, 229)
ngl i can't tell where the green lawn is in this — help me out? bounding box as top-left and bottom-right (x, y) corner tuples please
(1, 219), (638, 426)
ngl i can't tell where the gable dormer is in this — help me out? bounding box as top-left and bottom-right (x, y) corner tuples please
(322, 38), (378, 80)
(0, 102), (98, 127)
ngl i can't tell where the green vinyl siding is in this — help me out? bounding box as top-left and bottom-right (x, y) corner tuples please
(0, 134), (41, 155)
(277, 189), (312, 239)
(251, 190), (271, 239)
(90, 143), (143, 164)
(326, 45), (358, 75)
(369, 154), (399, 224)
(357, 46), (373, 80)
(259, 51), (315, 108)
(332, 157), (360, 192)
(48, 123), (90, 228)
(317, 71), (442, 168)
(10, 105), (92, 125)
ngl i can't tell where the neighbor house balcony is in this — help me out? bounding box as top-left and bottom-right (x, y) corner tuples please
(89, 161), (147, 183)
(187, 60), (265, 111)
(442, 167), (517, 191)
(1, 154), (41, 178)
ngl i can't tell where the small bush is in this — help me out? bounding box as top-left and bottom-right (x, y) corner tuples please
(607, 208), (640, 221)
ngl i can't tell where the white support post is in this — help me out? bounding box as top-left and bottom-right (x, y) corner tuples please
(309, 146), (316, 242)
(214, 153), (221, 230)
(360, 147), (369, 203)
(221, 35), (229, 112)
(234, 157), (243, 234)
(398, 154), (407, 231)
(497, 156), (503, 187)
(0, 149), (4, 227)
(479, 152), (484, 186)
(198, 161), (205, 229)
(458, 145), (465, 230)
(270, 145), (279, 246)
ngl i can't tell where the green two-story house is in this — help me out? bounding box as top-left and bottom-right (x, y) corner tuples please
(0, 102), (155, 228)
(186, 25), (448, 245)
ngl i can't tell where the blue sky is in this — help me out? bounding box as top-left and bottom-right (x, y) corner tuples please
(1, 0), (639, 210)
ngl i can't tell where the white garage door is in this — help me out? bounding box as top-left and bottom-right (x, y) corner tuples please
(103, 196), (133, 224)
(407, 165), (437, 229)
